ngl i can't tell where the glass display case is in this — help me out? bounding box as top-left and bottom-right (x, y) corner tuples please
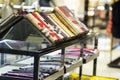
(0, 18), (48, 66)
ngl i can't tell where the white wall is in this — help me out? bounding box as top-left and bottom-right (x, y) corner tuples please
(52, 0), (85, 15)
(64, 0), (85, 14)
(52, 0), (65, 6)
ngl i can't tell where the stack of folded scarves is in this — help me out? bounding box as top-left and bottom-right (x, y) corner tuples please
(1, 60), (63, 80)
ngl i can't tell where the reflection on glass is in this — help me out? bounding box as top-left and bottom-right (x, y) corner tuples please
(0, 18), (51, 66)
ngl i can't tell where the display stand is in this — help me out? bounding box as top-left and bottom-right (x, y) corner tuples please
(0, 32), (99, 80)
(0, 9), (99, 80)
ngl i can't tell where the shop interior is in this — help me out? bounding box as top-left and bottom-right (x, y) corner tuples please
(0, 0), (120, 80)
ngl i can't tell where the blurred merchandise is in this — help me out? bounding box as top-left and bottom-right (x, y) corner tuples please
(69, 73), (118, 80)
(1, 0), (14, 21)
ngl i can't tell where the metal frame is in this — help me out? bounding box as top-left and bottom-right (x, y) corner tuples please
(0, 32), (98, 80)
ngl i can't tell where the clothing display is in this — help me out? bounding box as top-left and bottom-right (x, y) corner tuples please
(0, 1), (119, 80)
(1, 60), (63, 80)
(25, 6), (89, 44)
(0, 5), (99, 80)
(46, 47), (99, 61)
